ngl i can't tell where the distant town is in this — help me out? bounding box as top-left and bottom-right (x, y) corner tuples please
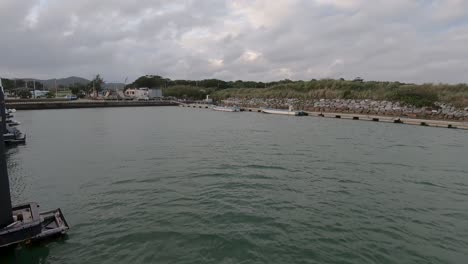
(0, 75), (466, 106)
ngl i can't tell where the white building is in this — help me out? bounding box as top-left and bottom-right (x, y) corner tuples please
(31, 90), (49, 98)
(124, 87), (162, 100)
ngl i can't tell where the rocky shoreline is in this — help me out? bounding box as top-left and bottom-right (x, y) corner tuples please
(222, 98), (468, 121)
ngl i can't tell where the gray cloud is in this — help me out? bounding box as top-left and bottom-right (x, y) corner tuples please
(0, 0), (467, 83)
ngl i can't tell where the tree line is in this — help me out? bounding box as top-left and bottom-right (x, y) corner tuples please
(128, 75), (468, 107)
(1, 75), (104, 98)
(127, 75), (301, 90)
(3, 74), (467, 107)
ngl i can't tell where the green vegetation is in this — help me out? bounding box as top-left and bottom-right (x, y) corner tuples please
(16, 89), (32, 99)
(70, 83), (87, 96)
(124, 75), (468, 107)
(46, 91), (56, 98)
(162, 86), (216, 100)
(213, 80), (468, 108)
(1, 78), (15, 90)
(1, 75), (101, 98)
(389, 87), (438, 108)
(86, 74), (104, 96)
(2, 75), (467, 107)
(127, 75), (272, 90)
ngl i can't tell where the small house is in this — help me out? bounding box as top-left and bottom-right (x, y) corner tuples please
(124, 87), (162, 100)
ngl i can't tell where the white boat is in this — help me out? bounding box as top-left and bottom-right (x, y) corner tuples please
(6, 119), (21, 126)
(213, 106), (240, 112)
(261, 106), (307, 116)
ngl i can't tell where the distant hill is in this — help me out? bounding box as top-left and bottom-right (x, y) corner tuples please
(42, 76), (90, 88)
(18, 77), (124, 90)
(104, 83), (126, 90)
(21, 76), (90, 89)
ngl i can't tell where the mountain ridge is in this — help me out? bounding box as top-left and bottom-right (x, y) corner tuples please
(10, 76), (124, 90)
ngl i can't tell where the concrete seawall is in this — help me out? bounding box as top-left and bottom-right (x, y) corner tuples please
(180, 103), (468, 130)
(6, 100), (178, 110)
(222, 98), (468, 121)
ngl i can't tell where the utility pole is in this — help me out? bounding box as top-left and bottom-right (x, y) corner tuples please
(25, 81), (30, 98)
(55, 79), (57, 98)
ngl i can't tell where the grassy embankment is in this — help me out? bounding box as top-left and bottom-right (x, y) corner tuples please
(162, 86), (217, 100)
(167, 80), (468, 108)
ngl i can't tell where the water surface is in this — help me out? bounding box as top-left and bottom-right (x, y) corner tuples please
(3, 107), (468, 263)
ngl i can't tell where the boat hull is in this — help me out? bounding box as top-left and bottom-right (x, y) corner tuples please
(0, 203), (42, 248)
(32, 208), (70, 241)
(261, 109), (307, 116)
(0, 204), (69, 248)
(213, 107), (240, 112)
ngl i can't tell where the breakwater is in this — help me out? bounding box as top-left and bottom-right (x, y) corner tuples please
(180, 103), (468, 130)
(222, 98), (468, 121)
(6, 100), (178, 110)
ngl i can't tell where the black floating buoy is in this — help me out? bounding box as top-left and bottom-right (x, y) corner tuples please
(372, 118), (379, 122)
(420, 122), (428, 126)
(394, 119), (403, 123)
(448, 124), (456, 129)
(353, 117), (359, 120)
(335, 115), (341, 118)
(319, 114), (324, 117)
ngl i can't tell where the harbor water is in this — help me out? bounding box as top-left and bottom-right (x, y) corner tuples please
(3, 107), (468, 263)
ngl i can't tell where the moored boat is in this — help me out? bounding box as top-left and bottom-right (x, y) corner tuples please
(261, 106), (307, 116)
(213, 106), (240, 112)
(0, 203), (69, 248)
(0, 78), (69, 249)
(4, 127), (26, 145)
(6, 119), (20, 126)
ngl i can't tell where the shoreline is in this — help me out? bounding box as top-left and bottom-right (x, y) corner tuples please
(5, 99), (467, 130)
(6, 100), (177, 110)
(180, 103), (468, 130)
(222, 98), (468, 122)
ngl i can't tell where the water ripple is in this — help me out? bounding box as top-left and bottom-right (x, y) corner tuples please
(3, 107), (468, 264)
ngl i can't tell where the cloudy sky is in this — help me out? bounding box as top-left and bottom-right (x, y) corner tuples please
(1, 0), (468, 83)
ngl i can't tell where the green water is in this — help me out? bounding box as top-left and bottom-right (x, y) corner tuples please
(2, 107), (468, 263)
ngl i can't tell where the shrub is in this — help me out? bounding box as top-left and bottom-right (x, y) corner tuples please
(46, 91), (56, 98)
(17, 89), (32, 99)
(390, 87), (439, 107)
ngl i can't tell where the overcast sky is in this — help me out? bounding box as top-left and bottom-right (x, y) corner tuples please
(1, 0), (468, 83)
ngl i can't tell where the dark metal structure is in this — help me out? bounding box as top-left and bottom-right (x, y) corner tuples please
(0, 84), (12, 228)
(0, 80), (69, 249)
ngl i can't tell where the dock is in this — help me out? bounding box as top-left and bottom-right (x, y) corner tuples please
(179, 104), (468, 130)
(302, 111), (468, 130)
(6, 99), (178, 110)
